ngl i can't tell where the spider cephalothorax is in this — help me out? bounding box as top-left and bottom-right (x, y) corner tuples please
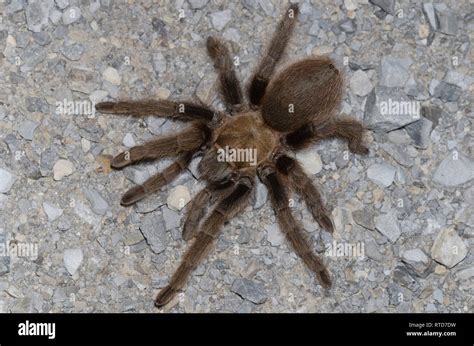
(96, 4), (368, 308)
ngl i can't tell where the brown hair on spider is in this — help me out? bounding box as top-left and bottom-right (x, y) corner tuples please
(95, 3), (369, 308)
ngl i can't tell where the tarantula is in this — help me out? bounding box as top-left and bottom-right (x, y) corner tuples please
(95, 4), (368, 308)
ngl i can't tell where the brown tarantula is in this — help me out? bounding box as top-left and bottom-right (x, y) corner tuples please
(95, 4), (368, 308)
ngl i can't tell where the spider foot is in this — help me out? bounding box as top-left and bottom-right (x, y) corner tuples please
(121, 185), (146, 206)
(155, 286), (178, 308)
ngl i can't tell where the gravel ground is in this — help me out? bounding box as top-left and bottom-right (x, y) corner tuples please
(0, 0), (473, 313)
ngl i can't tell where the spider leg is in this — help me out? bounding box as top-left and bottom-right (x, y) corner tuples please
(111, 122), (211, 169)
(120, 152), (193, 206)
(95, 100), (215, 123)
(155, 176), (254, 307)
(182, 177), (237, 241)
(206, 37), (244, 113)
(258, 165), (331, 289)
(275, 154), (334, 233)
(248, 4), (299, 106)
(286, 117), (369, 155)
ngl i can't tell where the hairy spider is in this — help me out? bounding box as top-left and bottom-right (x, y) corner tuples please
(96, 4), (369, 308)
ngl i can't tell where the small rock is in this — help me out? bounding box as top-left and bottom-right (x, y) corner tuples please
(253, 181), (268, 209)
(367, 163), (396, 187)
(140, 212), (169, 254)
(84, 189), (109, 216)
(437, 12), (458, 36)
(455, 267), (474, 281)
(431, 81), (462, 102)
(210, 10), (232, 31)
(344, 0), (358, 11)
(151, 52), (167, 75)
(375, 210), (401, 243)
(431, 228), (467, 268)
(264, 223), (284, 247)
(162, 206), (181, 231)
(0, 168), (17, 193)
(103, 67), (121, 86)
(81, 138), (91, 152)
(308, 21), (320, 36)
(433, 152), (474, 187)
(339, 19), (356, 33)
(17, 120), (39, 141)
(167, 185), (191, 211)
(188, 0), (209, 9)
(57, 216), (71, 231)
(350, 70), (373, 97)
(364, 87), (420, 132)
(381, 143), (413, 167)
(258, 0), (274, 16)
(25, 0), (54, 33)
(422, 3), (439, 30)
(195, 73), (216, 104)
(365, 239), (383, 262)
(404, 117), (433, 149)
(122, 133), (136, 148)
(296, 150), (322, 175)
(60, 43), (85, 61)
(53, 159), (74, 180)
(369, 0), (395, 15)
(62, 6), (82, 25)
(63, 248), (83, 275)
(43, 201), (63, 221)
(393, 265), (420, 292)
(401, 248), (431, 276)
(231, 278), (267, 304)
(379, 56), (412, 88)
(352, 209), (375, 230)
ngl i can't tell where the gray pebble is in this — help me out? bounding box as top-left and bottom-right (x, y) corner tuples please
(140, 211), (169, 254)
(231, 278), (267, 304)
(84, 189), (109, 216)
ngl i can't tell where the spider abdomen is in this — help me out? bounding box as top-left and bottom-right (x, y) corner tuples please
(261, 57), (343, 132)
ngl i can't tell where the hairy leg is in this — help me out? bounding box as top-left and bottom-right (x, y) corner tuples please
(155, 176), (254, 307)
(248, 4), (299, 106)
(95, 100), (215, 122)
(286, 117), (369, 155)
(259, 165), (331, 288)
(275, 155), (333, 233)
(206, 37), (243, 112)
(111, 122), (211, 169)
(182, 177), (236, 241)
(120, 152), (193, 206)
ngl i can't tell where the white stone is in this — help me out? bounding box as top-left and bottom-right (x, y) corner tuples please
(431, 228), (467, 268)
(0, 168), (16, 193)
(167, 185), (191, 211)
(344, 0), (358, 11)
(43, 201), (63, 221)
(367, 163), (396, 187)
(81, 138), (90, 152)
(296, 150), (322, 175)
(63, 248), (83, 275)
(103, 67), (121, 86)
(53, 159), (74, 181)
(210, 10), (232, 31)
(265, 224), (284, 246)
(122, 133), (136, 148)
(350, 70), (373, 97)
(375, 211), (401, 243)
